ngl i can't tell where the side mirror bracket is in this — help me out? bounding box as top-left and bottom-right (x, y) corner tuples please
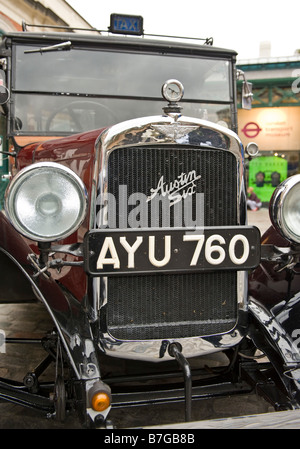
(237, 69), (253, 110)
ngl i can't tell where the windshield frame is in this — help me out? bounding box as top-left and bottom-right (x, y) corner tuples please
(4, 33), (238, 137)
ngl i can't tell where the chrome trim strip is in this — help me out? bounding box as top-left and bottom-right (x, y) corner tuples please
(99, 324), (245, 362)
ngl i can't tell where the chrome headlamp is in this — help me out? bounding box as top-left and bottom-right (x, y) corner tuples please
(5, 162), (87, 242)
(270, 174), (300, 244)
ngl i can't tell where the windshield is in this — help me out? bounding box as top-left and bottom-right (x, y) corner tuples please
(11, 42), (234, 135)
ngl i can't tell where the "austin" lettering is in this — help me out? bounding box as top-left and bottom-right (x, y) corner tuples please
(146, 170), (201, 206)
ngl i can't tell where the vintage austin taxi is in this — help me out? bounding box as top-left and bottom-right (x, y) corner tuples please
(0, 15), (299, 427)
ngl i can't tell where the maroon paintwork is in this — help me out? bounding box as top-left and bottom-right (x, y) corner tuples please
(2, 128), (105, 302)
(249, 224), (300, 311)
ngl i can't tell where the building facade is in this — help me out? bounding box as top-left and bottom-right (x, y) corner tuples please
(0, 0), (95, 207)
(237, 55), (300, 202)
(0, 0), (94, 33)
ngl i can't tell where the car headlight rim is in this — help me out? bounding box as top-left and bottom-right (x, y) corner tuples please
(270, 174), (300, 245)
(5, 162), (88, 242)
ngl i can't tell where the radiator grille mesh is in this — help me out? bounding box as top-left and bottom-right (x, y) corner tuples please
(105, 146), (238, 340)
(107, 271), (237, 340)
(107, 146), (237, 227)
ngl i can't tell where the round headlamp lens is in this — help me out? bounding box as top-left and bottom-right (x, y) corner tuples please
(36, 193), (62, 217)
(270, 174), (300, 244)
(6, 162), (87, 242)
(282, 182), (300, 242)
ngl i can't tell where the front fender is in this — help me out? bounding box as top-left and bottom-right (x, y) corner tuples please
(249, 295), (300, 399)
(0, 210), (100, 382)
(0, 211), (36, 302)
(248, 225), (300, 396)
(249, 223), (300, 307)
(249, 295), (300, 366)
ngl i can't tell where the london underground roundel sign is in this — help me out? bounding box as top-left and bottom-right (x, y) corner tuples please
(241, 122), (262, 138)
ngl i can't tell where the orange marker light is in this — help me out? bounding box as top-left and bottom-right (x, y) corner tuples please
(91, 392), (111, 412)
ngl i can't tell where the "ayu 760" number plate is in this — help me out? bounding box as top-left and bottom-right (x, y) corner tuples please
(83, 226), (261, 276)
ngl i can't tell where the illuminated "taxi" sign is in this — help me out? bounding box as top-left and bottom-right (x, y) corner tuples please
(110, 14), (144, 36)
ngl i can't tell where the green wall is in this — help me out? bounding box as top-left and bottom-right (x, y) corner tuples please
(248, 156), (288, 202)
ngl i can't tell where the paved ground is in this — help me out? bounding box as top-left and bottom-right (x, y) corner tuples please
(247, 206), (271, 236)
(0, 207), (278, 429)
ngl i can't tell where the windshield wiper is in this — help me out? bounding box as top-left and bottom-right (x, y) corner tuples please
(24, 41), (72, 54)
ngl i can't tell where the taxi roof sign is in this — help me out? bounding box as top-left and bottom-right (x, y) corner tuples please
(109, 14), (144, 36)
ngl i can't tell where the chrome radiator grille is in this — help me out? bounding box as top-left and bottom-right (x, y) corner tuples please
(106, 146), (238, 340)
(107, 146), (237, 227)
